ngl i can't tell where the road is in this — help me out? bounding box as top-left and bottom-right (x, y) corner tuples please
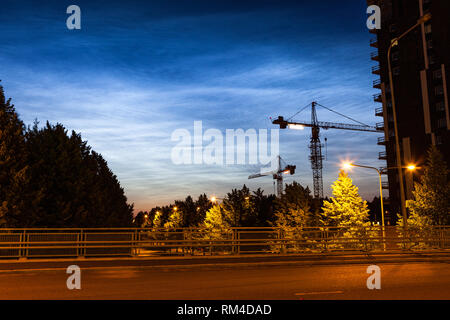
(0, 261), (449, 299)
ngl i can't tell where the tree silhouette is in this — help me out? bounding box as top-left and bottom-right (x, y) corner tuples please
(0, 84), (134, 227)
(0, 83), (29, 227)
(405, 146), (450, 226)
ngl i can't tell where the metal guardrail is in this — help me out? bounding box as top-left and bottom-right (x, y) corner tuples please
(0, 226), (449, 259)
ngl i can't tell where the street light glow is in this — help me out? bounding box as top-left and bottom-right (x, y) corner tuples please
(407, 165), (417, 171)
(288, 124), (305, 130)
(211, 196), (217, 203)
(341, 162), (354, 170)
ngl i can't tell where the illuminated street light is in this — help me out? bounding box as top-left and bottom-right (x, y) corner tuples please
(407, 165), (417, 171)
(341, 162), (386, 251)
(210, 196), (224, 203)
(173, 206), (178, 211)
(342, 162), (353, 171)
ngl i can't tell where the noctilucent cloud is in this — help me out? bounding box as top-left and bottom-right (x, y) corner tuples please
(0, 0), (385, 211)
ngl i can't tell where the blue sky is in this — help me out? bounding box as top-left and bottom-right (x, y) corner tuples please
(0, 0), (385, 210)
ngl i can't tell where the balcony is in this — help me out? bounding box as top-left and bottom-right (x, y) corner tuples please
(382, 181), (389, 189)
(372, 65), (381, 75)
(375, 106), (383, 117)
(376, 122), (385, 131)
(370, 51), (379, 61)
(377, 136), (387, 145)
(373, 79), (381, 89)
(378, 151), (387, 160)
(373, 93), (382, 103)
(370, 38), (378, 48)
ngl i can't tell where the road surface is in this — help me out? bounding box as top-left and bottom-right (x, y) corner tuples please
(0, 261), (449, 299)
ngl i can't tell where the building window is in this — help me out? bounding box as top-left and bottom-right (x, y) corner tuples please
(429, 54), (436, 64)
(437, 118), (446, 129)
(393, 67), (400, 76)
(435, 85), (444, 96)
(433, 69), (442, 80)
(425, 24), (432, 34)
(392, 52), (400, 61)
(427, 40), (433, 49)
(436, 135), (443, 145)
(436, 101), (445, 112)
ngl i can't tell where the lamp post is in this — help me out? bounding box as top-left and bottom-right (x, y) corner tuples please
(387, 13), (431, 227)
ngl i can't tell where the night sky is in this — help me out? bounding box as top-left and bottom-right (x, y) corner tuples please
(0, 0), (385, 210)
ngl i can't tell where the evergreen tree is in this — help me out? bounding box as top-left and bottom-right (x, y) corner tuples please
(222, 185), (257, 227)
(152, 210), (164, 229)
(203, 204), (232, 239)
(194, 193), (212, 226)
(322, 170), (370, 228)
(24, 122), (133, 227)
(273, 182), (313, 228)
(405, 146), (450, 226)
(164, 208), (183, 229)
(273, 182), (313, 252)
(322, 171), (372, 249)
(0, 83), (29, 227)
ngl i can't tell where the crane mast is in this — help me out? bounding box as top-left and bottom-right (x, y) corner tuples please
(309, 102), (324, 199)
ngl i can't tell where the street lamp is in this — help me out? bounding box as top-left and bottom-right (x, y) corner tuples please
(342, 162), (386, 251)
(210, 196), (224, 203)
(387, 13), (431, 227)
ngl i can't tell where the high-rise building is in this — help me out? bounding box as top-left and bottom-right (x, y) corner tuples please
(367, 0), (449, 223)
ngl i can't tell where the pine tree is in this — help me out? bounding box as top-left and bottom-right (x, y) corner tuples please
(273, 182), (313, 252)
(152, 210), (164, 229)
(322, 170), (372, 249)
(164, 208), (183, 230)
(203, 204), (232, 239)
(405, 146), (450, 226)
(0, 83), (29, 227)
(222, 185), (257, 227)
(24, 122), (133, 227)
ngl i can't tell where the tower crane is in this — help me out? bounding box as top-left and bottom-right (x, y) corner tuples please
(272, 101), (382, 199)
(248, 155), (296, 197)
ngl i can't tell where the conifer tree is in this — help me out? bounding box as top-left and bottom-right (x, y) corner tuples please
(322, 170), (370, 228)
(322, 170), (372, 249)
(273, 182), (313, 252)
(405, 146), (450, 226)
(0, 83), (29, 227)
(152, 210), (164, 229)
(164, 208), (183, 229)
(203, 204), (232, 239)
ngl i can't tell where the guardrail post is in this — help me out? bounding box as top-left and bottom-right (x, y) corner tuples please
(78, 229), (85, 258)
(134, 229), (139, 256)
(237, 231), (240, 255)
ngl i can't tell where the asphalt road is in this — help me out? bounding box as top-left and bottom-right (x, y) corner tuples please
(0, 261), (449, 300)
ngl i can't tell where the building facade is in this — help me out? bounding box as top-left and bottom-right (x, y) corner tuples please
(367, 0), (450, 223)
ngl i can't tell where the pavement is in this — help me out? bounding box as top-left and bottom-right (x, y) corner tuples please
(0, 252), (449, 300)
